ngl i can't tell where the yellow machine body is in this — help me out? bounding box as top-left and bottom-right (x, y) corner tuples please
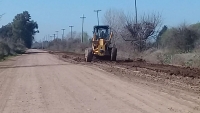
(92, 27), (113, 57)
(84, 25), (117, 62)
(93, 39), (106, 56)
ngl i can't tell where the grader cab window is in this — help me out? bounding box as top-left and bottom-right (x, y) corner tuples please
(94, 26), (110, 40)
(99, 29), (109, 39)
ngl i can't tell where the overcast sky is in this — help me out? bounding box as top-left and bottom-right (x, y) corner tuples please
(0, 0), (200, 41)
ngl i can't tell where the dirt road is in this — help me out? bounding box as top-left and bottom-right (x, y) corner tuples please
(0, 49), (199, 113)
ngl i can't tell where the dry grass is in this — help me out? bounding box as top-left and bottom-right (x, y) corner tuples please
(139, 48), (200, 68)
(45, 38), (90, 54)
(116, 46), (200, 68)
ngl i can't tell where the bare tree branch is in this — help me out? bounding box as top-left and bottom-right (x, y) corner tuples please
(0, 13), (5, 19)
(122, 13), (162, 51)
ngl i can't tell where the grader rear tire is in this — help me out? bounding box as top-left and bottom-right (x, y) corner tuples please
(85, 48), (93, 62)
(111, 47), (117, 61)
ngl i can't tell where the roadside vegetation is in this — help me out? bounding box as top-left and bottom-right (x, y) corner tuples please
(32, 31), (91, 53)
(32, 8), (200, 68)
(0, 11), (38, 60)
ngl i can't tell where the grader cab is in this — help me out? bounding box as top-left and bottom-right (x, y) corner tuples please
(85, 25), (117, 62)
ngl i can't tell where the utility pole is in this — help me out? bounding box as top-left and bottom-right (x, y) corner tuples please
(42, 36), (45, 49)
(69, 26), (74, 39)
(55, 31), (59, 39)
(135, 0), (138, 24)
(44, 35), (46, 48)
(53, 34), (56, 40)
(61, 29), (65, 39)
(50, 36), (53, 41)
(46, 35), (49, 49)
(48, 34), (50, 41)
(47, 35), (49, 48)
(94, 10), (101, 25)
(80, 14), (86, 43)
(46, 35), (48, 41)
(134, 0), (141, 52)
(40, 39), (42, 49)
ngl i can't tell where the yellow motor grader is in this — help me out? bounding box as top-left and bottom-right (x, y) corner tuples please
(85, 25), (117, 62)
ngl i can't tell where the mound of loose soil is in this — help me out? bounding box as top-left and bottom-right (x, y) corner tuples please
(50, 51), (200, 79)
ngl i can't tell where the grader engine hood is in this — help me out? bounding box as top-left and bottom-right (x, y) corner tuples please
(98, 39), (106, 56)
(92, 39), (110, 56)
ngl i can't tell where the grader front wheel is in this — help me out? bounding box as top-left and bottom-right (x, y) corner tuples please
(85, 48), (93, 62)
